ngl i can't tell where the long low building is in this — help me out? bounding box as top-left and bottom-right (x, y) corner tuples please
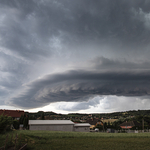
(74, 123), (91, 132)
(29, 120), (91, 132)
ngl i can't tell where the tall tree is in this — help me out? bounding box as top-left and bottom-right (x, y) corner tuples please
(0, 114), (12, 133)
(41, 112), (45, 120)
(23, 117), (29, 129)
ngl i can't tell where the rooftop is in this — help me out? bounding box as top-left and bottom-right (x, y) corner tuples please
(120, 121), (141, 126)
(0, 110), (24, 118)
(29, 120), (74, 125)
(74, 123), (91, 127)
(86, 118), (102, 125)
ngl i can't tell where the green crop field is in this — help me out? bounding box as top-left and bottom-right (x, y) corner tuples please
(1, 131), (150, 150)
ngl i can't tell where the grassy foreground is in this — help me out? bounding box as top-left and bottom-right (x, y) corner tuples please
(1, 130), (150, 150)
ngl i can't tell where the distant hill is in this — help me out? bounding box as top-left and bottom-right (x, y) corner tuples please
(25, 109), (150, 121)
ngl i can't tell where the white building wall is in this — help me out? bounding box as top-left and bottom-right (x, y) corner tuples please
(74, 126), (90, 132)
(29, 124), (74, 132)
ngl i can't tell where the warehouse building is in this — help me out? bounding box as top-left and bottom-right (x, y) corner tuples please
(29, 120), (90, 132)
(74, 123), (91, 132)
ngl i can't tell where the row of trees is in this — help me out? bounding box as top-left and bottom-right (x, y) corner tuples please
(0, 114), (30, 133)
(13, 114), (29, 129)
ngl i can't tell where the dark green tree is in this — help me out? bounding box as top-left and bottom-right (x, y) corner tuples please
(23, 117), (29, 129)
(95, 124), (103, 131)
(112, 121), (121, 130)
(0, 114), (12, 133)
(41, 112), (45, 120)
(13, 120), (20, 129)
(103, 122), (107, 130)
(107, 121), (111, 128)
(19, 115), (24, 124)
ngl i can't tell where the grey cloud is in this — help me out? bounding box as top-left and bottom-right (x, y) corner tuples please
(131, 8), (150, 30)
(9, 70), (150, 108)
(1, 0), (150, 61)
(0, 51), (31, 90)
(54, 96), (150, 112)
(90, 57), (150, 71)
(0, 52), (29, 74)
(56, 96), (101, 111)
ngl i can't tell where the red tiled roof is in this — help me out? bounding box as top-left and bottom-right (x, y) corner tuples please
(120, 121), (141, 127)
(0, 110), (24, 118)
(86, 118), (102, 125)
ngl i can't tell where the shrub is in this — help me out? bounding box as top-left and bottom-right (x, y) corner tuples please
(13, 120), (20, 129)
(0, 114), (13, 133)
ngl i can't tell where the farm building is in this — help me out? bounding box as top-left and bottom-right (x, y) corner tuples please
(29, 120), (90, 132)
(74, 123), (91, 132)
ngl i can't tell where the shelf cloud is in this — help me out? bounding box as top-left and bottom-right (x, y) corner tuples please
(9, 69), (150, 108)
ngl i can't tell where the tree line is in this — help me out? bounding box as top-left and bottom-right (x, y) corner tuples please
(0, 114), (30, 133)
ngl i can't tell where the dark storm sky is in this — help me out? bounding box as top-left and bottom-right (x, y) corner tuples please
(1, 0), (150, 112)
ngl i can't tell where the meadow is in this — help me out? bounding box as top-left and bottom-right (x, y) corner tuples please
(1, 130), (150, 150)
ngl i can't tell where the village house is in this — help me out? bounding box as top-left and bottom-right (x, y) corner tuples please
(0, 109), (24, 120)
(120, 121), (141, 129)
(86, 118), (103, 129)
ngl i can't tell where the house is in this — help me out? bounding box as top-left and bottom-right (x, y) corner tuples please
(86, 118), (103, 129)
(120, 121), (141, 129)
(0, 110), (24, 120)
(101, 119), (118, 124)
(29, 120), (91, 132)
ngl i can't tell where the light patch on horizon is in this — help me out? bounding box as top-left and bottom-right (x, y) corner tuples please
(52, 96), (150, 113)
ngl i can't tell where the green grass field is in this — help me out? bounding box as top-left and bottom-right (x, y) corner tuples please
(1, 131), (150, 150)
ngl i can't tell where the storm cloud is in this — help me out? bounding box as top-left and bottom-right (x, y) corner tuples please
(1, 0), (150, 112)
(8, 69), (150, 108)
